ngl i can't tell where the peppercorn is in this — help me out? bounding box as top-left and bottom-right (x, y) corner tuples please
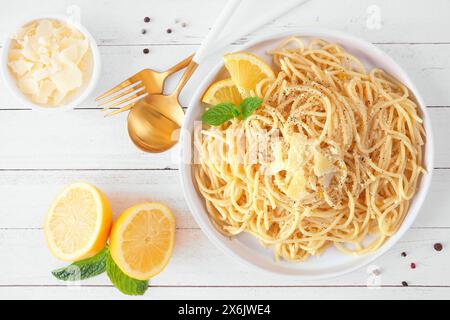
(434, 243), (443, 251)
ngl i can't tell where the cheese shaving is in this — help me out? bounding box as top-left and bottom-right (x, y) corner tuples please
(7, 19), (91, 107)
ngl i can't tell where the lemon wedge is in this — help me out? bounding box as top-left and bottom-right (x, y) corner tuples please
(44, 182), (112, 262)
(223, 51), (275, 97)
(109, 202), (176, 280)
(201, 78), (242, 106)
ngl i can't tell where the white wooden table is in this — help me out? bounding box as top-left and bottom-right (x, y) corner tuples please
(1, 0), (450, 300)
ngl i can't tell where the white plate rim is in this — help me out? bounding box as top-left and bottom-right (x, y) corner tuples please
(179, 27), (435, 279)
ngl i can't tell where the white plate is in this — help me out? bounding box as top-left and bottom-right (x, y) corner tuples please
(179, 28), (434, 279)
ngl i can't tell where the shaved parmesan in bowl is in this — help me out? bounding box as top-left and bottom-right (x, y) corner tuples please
(5, 18), (94, 108)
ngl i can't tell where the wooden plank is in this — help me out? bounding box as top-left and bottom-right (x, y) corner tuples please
(0, 108), (178, 169)
(0, 169), (448, 229)
(0, 229), (448, 288)
(1, 43), (450, 109)
(1, 0), (450, 45)
(0, 169), (195, 229)
(0, 107), (444, 169)
(1, 285), (449, 300)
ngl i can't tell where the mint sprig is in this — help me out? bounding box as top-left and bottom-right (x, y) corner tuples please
(52, 246), (108, 281)
(106, 251), (149, 296)
(241, 97), (263, 119)
(202, 102), (240, 126)
(202, 97), (263, 126)
(51, 246), (149, 296)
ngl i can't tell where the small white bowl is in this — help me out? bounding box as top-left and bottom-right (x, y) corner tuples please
(180, 28), (434, 279)
(0, 14), (101, 111)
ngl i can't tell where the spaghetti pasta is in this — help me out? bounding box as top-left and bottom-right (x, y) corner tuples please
(194, 37), (426, 262)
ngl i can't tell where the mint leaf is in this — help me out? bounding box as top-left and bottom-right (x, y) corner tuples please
(52, 246), (108, 281)
(106, 251), (149, 296)
(202, 102), (240, 126)
(240, 97), (263, 119)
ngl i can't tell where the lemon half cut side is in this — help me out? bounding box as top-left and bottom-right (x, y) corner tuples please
(109, 202), (176, 280)
(44, 181), (112, 262)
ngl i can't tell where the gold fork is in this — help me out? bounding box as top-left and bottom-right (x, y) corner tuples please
(96, 54), (193, 116)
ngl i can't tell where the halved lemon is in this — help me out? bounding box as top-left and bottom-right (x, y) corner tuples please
(109, 202), (176, 280)
(223, 51), (275, 97)
(201, 78), (242, 106)
(44, 182), (112, 262)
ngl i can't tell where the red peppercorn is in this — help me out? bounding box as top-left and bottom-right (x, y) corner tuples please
(144, 17), (150, 23)
(434, 243), (443, 251)
(410, 262), (416, 269)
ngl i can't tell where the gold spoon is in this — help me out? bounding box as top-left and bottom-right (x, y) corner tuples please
(126, 0), (242, 153)
(127, 62), (197, 153)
